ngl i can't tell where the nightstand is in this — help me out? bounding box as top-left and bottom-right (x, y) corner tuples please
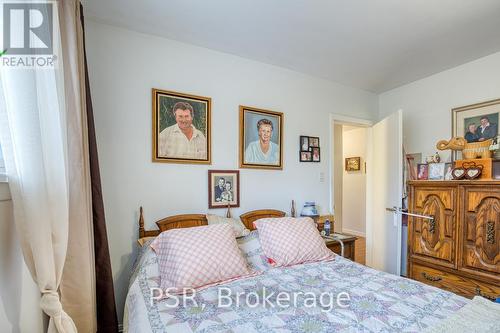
(322, 233), (357, 261)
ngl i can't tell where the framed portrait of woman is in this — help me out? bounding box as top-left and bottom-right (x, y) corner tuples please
(239, 105), (283, 170)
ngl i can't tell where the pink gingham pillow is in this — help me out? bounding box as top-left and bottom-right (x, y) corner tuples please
(254, 217), (335, 267)
(151, 224), (256, 294)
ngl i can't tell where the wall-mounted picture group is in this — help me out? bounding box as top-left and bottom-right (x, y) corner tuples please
(152, 89), (285, 170)
(152, 87), (320, 209)
(299, 135), (320, 162)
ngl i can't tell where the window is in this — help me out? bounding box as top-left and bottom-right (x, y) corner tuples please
(0, 141), (5, 174)
(0, 142), (4, 173)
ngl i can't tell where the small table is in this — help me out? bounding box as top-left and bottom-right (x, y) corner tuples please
(322, 233), (357, 261)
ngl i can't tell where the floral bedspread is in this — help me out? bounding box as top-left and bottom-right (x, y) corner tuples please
(124, 246), (468, 333)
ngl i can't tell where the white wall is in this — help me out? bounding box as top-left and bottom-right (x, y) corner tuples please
(0, 183), (44, 333)
(85, 21), (378, 321)
(342, 127), (366, 236)
(379, 51), (500, 160)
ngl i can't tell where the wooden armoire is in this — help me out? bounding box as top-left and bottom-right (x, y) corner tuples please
(408, 180), (500, 300)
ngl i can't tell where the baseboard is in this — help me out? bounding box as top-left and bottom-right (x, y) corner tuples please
(341, 228), (366, 238)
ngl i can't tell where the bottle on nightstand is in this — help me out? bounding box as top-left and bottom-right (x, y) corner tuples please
(324, 219), (331, 237)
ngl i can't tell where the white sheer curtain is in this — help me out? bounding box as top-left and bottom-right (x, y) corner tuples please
(0, 1), (95, 332)
(0, 65), (77, 333)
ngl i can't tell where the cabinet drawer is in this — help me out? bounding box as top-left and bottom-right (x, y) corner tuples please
(411, 263), (500, 300)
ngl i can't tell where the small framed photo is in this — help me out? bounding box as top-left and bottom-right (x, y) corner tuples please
(239, 105), (283, 170)
(300, 136), (310, 152)
(300, 151), (312, 162)
(345, 157), (361, 171)
(428, 163), (445, 180)
(444, 162), (453, 180)
(312, 147), (320, 162)
(417, 163), (429, 180)
(309, 137), (320, 148)
(208, 170), (240, 209)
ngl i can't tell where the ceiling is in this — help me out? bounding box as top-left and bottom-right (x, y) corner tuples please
(85, 0), (500, 93)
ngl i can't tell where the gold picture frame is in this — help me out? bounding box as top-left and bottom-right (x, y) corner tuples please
(239, 105), (283, 170)
(452, 98), (500, 161)
(152, 88), (211, 164)
(345, 157), (361, 171)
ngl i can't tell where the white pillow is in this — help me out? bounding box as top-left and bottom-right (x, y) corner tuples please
(206, 214), (250, 237)
(237, 230), (271, 271)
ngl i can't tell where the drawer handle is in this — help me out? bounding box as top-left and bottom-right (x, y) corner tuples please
(475, 287), (497, 301)
(421, 272), (442, 282)
(486, 222), (495, 244)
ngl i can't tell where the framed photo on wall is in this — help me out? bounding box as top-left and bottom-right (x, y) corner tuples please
(152, 88), (211, 164)
(312, 147), (320, 162)
(452, 98), (500, 160)
(300, 151), (312, 162)
(299, 135), (321, 162)
(208, 170), (240, 209)
(239, 105), (283, 170)
(300, 136), (309, 152)
(309, 136), (320, 148)
(345, 157), (361, 171)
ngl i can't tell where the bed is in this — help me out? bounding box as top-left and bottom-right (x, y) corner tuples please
(124, 208), (498, 333)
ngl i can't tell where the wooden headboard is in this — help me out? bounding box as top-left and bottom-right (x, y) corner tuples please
(239, 209), (286, 230)
(138, 206), (286, 238)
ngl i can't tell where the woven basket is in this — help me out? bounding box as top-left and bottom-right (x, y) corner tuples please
(462, 139), (493, 159)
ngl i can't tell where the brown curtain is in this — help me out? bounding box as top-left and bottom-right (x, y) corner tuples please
(80, 3), (119, 332)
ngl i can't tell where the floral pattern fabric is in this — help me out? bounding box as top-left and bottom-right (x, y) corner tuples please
(124, 247), (468, 333)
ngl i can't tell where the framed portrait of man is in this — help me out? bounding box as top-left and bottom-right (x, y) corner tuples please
(452, 98), (500, 160)
(152, 88), (211, 164)
(239, 105), (283, 170)
(208, 170), (240, 209)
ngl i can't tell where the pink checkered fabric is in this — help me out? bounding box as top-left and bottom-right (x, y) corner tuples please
(254, 217), (335, 267)
(151, 224), (254, 294)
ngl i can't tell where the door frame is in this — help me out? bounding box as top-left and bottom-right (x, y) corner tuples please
(329, 114), (373, 246)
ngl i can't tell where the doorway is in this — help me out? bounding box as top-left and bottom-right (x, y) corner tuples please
(331, 111), (405, 276)
(332, 118), (371, 265)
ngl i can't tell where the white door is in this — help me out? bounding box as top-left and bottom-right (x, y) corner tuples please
(366, 110), (403, 275)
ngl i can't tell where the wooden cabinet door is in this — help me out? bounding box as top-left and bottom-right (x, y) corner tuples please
(410, 186), (457, 268)
(461, 186), (500, 279)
